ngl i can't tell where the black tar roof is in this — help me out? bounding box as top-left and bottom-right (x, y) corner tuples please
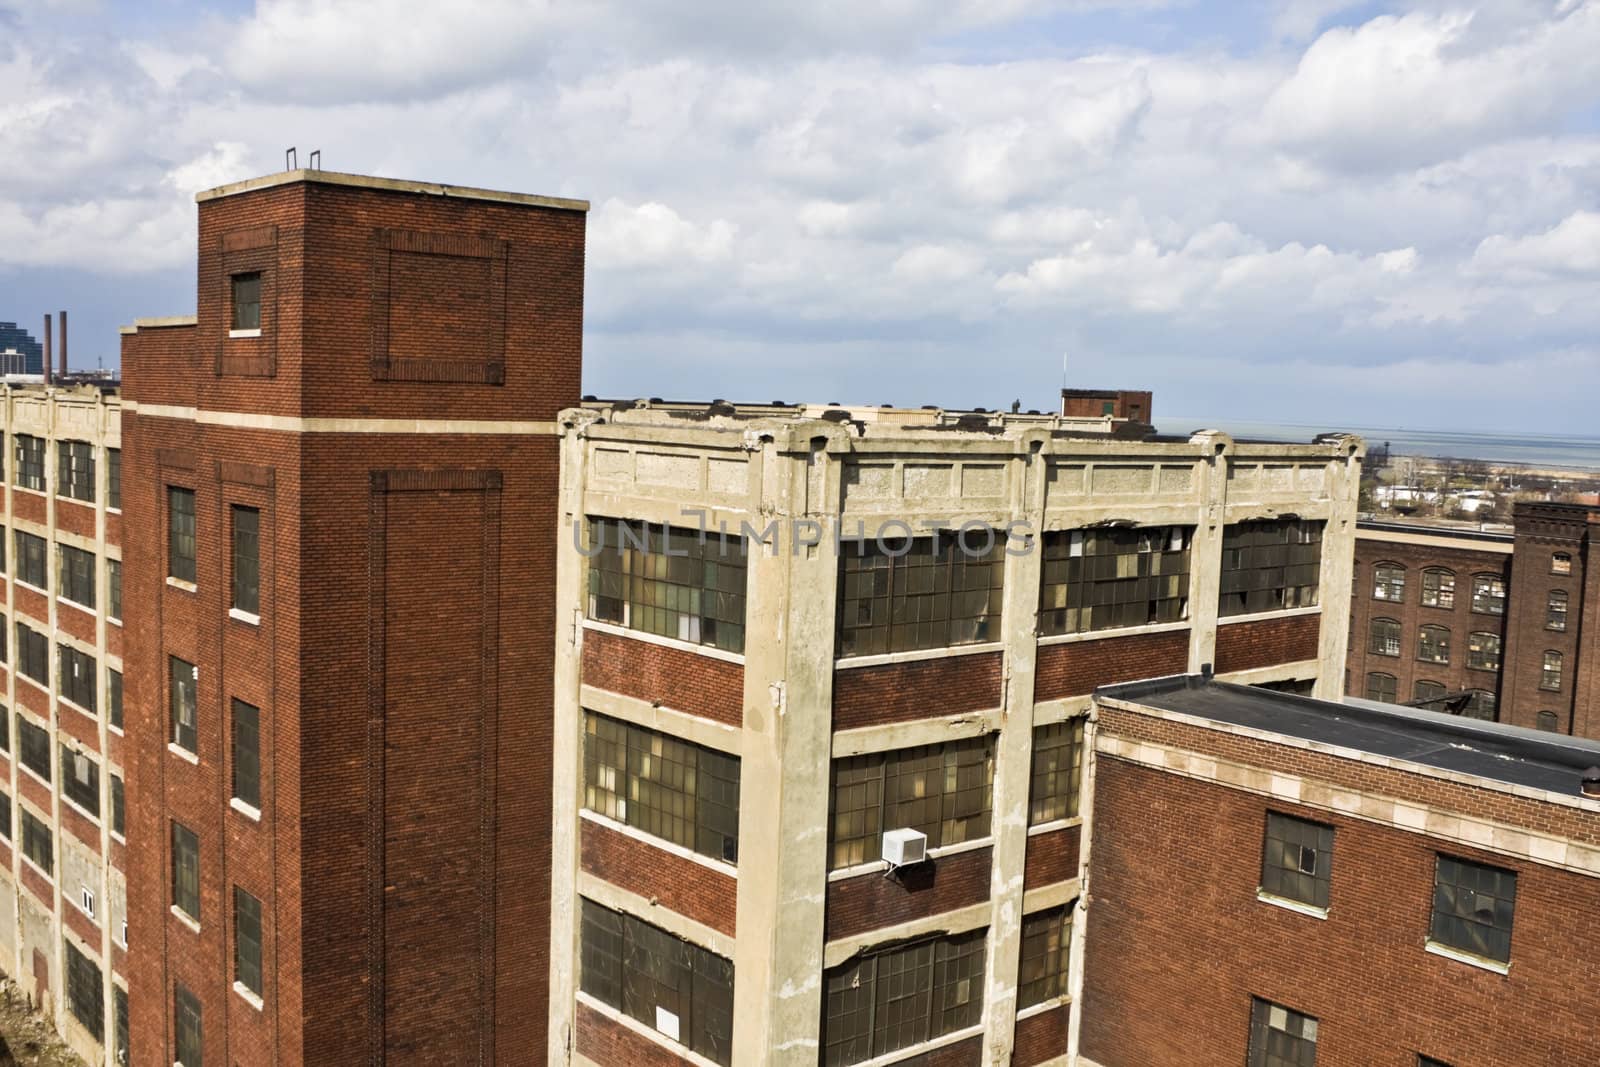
(1097, 675), (1600, 799)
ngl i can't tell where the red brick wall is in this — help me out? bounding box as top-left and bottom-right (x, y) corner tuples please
(12, 489), (44, 527)
(580, 818), (736, 937)
(883, 1034), (982, 1066)
(55, 601), (95, 646)
(833, 653), (1002, 731)
(55, 499), (94, 540)
(1214, 613), (1320, 675)
(1014, 1003), (1070, 1067)
(1034, 631), (1189, 702)
(825, 847), (991, 942)
(574, 1000), (693, 1067)
(582, 627), (743, 727)
(1023, 824), (1079, 889)
(1081, 757), (1600, 1065)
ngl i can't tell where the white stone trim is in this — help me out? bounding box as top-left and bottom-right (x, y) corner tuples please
(830, 710), (1002, 757)
(825, 834), (994, 883)
(1021, 878), (1080, 914)
(170, 904), (200, 934)
(1015, 996), (1071, 1022)
(230, 797), (262, 823)
(578, 685), (742, 755)
(167, 742), (199, 765)
(835, 641), (1004, 671)
(123, 400), (561, 437)
(579, 618), (745, 665)
(232, 981), (265, 1011)
(1425, 940), (1510, 975)
(166, 576), (197, 594)
(1215, 605), (1322, 626)
(1036, 619), (1190, 648)
(821, 899), (991, 968)
(228, 607), (260, 627)
(1256, 891), (1328, 920)
(573, 992), (723, 1067)
(1026, 817), (1082, 838)
(575, 871), (735, 960)
(227, 328), (262, 339)
(578, 809), (738, 879)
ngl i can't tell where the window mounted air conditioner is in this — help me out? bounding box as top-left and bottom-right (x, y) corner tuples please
(882, 828), (928, 868)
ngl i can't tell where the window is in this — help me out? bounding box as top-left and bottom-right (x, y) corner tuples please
(583, 712), (739, 863)
(169, 487), (196, 583)
(107, 559), (121, 621)
(59, 544), (95, 609)
(1028, 719), (1084, 824)
(579, 898), (734, 1065)
(108, 669), (123, 730)
(0, 616), (5, 663)
(172, 822), (200, 921)
(1551, 552), (1572, 575)
(586, 519), (747, 652)
(1368, 617), (1400, 657)
(1219, 519), (1322, 616)
(1547, 590), (1568, 631)
(1372, 563), (1405, 602)
(0, 707), (7, 752)
(1416, 625), (1450, 665)
(1462, 689), (1496, 721)
(1365, 672), (1397, 703)
(114, 986), (127, 1067)
(1470, 574), (1505, 615)
(232, 700), (261, 810)
(19, 715), (50, 782)
(1038, 525), (1191, 635)
(1017, 906), (1072, 1009)
(170, 657), (198, 754)
(1249, 998), (1318, 1067)
(230, 506), (261, 616)
(234, 887), (263, 996)
(107, 449), (120, 510)
(1466, 632), (1501, 672)
(0, 525), (6, 572)
(60, 745), (99, 817)
(59, 644), (96, 712)
(12, 434), (44, 491)
(16, 530), (46, 588)
(21, 808), (52, 873)
(822, 929), (986, 1066)
(1420, 568), (1455, 609)
(231, 271), (262, 332)
(174, 983), (202, 1066)
(1540, 651), (1562, 692)
(1412, 679), (1446, 704)
(0, 790), (10, 840)
(829, 736), (994, 870)
(65, 939), (103, 1041)
(1430, 854), (1516, 964)
(837, 532), (1005, 655)
(1260, 812), (1334, 909)
(111, 775), (124, 837)
(1535, 710), (1559, 732)
(1418, 1057), (1453, 1067)
(57, 441), (94, 503)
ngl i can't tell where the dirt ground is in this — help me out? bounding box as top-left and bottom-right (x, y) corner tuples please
(0, 977), (85, 1067)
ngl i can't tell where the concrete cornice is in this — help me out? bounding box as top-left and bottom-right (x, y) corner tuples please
(195, 169), (590, 213)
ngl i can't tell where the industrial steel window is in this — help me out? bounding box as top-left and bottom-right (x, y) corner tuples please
(0, 706), (7, 752)
(18, 716), (50, 782)
(172, 822), (201, 921)
(107, 449), (120, 510)
(578, 898), (734, 1065)
(1218, 520), (1322, 617)
(111, 774), (124, 836)
(107, 559), (121, 621)
(837, 532), (1005, 656)
(231, 271), (262, 331)
(169, 487), (196, 584)
(174, 983), (202, 1066)
(1416, 625), (1450, 665)
(1547, 590), (1568, 631)
(1418, 1057), (1453, 1067)
(1430, 854), (1516, 963)
(1551, 552), (1572, 575)
(1372, 563), (1405, 602)
(231, 506), (260, 616)
(57, 440), (94, 503)
(829, 736), (994, 870)
(170, 657), (198, 754)
(12, 435), (44, 492)
(65, 939), (103, 1041)
(1369, 617), (1401, 656)
(1420, 568), (1455, 609)
(21, 809), (52, 873)
(15, 531), (46, 589)
(232, 700), (262, 810)
(1017, 905), (1072, 1009)
(114, 986), (127, 1067)
(1535, 710), (1558, 732)
(1413, 679), (1446, 704)
(234, 887), (263, 996)
(821, 927), (986, 1065)
(1466, 632), (1500, 672)
(0, 617), (5, 664)
(59, 544), (95, 609)
(1462, 689), (1496, 721)
(1248, 998), (1318, 1067)
(1365, 672), (1396, 703)
(0, 526), (5, 572)
(0, 791), (8, 841)
(1540, 651), (1562, 692)
(108, 669), (123, 730)
(1261, 812), (1333, 908)
(60, 745), (99, 817)
(1038, 525), (1191, 636)
(1470, 574), (1505, 615)
(583, 712), (740, 863)
(1028, 719), (1085, 824)
(586, 518), (747, 652)
(59, 643), (96, 712)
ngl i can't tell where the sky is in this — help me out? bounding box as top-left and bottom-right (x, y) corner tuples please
(1, 0), (1598, 434)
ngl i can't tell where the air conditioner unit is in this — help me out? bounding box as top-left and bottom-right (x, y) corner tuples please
(882, 828), (928, 868)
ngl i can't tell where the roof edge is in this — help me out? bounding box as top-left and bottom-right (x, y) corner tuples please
(195, 169), (590, 213)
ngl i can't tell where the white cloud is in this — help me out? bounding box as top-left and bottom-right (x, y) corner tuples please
(1470, 210), (1600, 278)
(589, 199), (737, 269)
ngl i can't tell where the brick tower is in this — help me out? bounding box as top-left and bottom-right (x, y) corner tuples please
(119, 170), (586, 1064)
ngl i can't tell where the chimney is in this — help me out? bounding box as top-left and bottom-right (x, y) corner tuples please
(42, 314), (52, 383)
(58, 310), (67, 379)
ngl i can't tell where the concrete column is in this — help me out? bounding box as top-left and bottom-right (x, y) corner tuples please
(1315, 440), (1363, 700)
(1187, 433), (1231, 673)
(1064, 707), (1102, 1066)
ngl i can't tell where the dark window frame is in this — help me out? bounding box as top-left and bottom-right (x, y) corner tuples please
(107, 558), (122, 622)
(837, 531), (1005, 656)
(65, 938), (104, 1041)
(1038, 525), (1191, 636)
(172, 822), (200, 922)
(107, 449), (121, 511)
(586, 519), (748, 653)
(1365, 672), (1397, 703)
(821, 927), (986, 1066)
(1539, 650), (1562, 692)
(1546, 589), (1568, 631)
(1429, 854), (1516, 964)
(12, 435), (44, 492)
(829, 736), (994, 871)
(59, 543), (95, 610)
(60, 744), (99, 818)
(1470, 574), (1505, 616)
(1372, 562), (1406, 602)
(1369, 617), (1401, 657)
(1466, 631), (1501, 672)
(56, 440), (95, 503)
(231, 506), (260, 616)
(15, 530), (47, 589)
(108, 668), (123, 731)
(174, 983), (202, 1067)
(1219, 519), (1322, 617)
(59, 642), (96, 713)
(234, 886), (263, 996)
(1016, 906), (1072, 1009)
(1416, 624), (1450, 665)
(1420, 568), (1455, 609)
(1028, 719), (1085, 824)
(18, 715), (51, 782)
(169, 487), (196, 584)
(170, 657), (198, 754)
(231, 271), (262, 332)
(1260, 812), (1334, 909)
(232, 699), (261, 810)
(1248, 997), (1318, 1067)
(20, 807), (52, 874)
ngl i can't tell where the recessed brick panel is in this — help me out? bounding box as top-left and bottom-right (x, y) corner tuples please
(886, 1034), (982, 1066)
(580, 818), (736, 938)
(825, 846), (992, 943)
(1035, 631), (1190, 703)
(1023, 824), (1080, 890)
(56, 600), (97, 646)
(1213, 613), (1320, 675)
(575, 1001), (694, 1067)
(12, 489), (45, 526)
(1014, 1004), (1071, 1067)
(14, 584), (48, 626)
(54, 499), (95, 540)
(582, 627), (743, 728)
(833, 653), (1002, 731)
(19, 862), (53, 911)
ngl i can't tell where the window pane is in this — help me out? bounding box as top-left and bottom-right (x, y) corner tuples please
(1261, 812), (1333, 909)
(172, 822), (200, 921)
(586, 519), (747, 652)
(232, 700), (261, 809)
(65, 940), (104, 1041)
(1430, 854), (1516, 963)
(175, 984), (203, 1066)
(1039, 526), (1192, 636)
(231, 506), (260, 615)
(170, 657), (198, 753)
(838, 532), (1005, 655)
(169, 488), (196, 583)
(232, 272), (262, 331)
(234, 887), (263, 995)
(1219, 520), (1323, 617)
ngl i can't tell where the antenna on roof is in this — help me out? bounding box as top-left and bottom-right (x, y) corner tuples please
(286, 146), (297, 170)
(309, 149), (321, 170)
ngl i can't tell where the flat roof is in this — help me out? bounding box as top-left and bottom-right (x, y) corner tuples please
(196, 169), (589, 213)
(1097, 675), (1600, 798)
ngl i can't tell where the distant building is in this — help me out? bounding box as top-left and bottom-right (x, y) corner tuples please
(1058, 388), (1151, 424)
(0, 323), (45, 376)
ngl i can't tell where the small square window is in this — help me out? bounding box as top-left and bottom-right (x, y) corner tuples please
(1430, 854), (1516, 964)
(231, 272), (262, 332)
(1261, 812), (1334, 909)
(1249, 997), (1318, 1067)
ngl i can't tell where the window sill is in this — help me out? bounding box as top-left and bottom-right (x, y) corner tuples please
(232, 981), (264, 1011)
(59, 697), (97, 723)
(574, 992), (723, 1067)
(166, 576), (197, 594)
(1217, 605), (1322, 626)
(836, 641), (1005, 671)
(1016, 995), (1071, 1022)
(1425, 940), (1508, 975)
(170, 904), (200, 935)
(230, 797), (262, 823)
(579, 618), (745, 665)
(1027, 817), (1083, 838)
(1256, 891), (1327, 920)
(11, 486), (45, 499)
(827, 834), (993, 882)
(61, 796), (100, 827)
(56, 493), (95, 507)
(108, 723), (124, 738)
(58, 596), (95, 615)
(1036, 620), (1189, 648)
(15, 579), (49, 598)
(110, 830), (126, 846)
(69, 896), (97, 926)
(20, 854), (54, 884)
(167, 742), (199, 766)
(20, 762), (52, 791)
(578, 809), (734, 876)
(228, 328), (262, 339)
(229, 607), (261, 627)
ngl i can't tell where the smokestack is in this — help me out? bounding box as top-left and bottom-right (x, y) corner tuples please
(58, 310), (67, 379)
(42, 314), (52, 383)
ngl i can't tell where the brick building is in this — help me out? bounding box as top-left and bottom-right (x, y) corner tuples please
(0, 381), (125, 1065)
(1079, 675), (1600, 1065)
(1348, 502), (1600, 736)
(548, 401), (1364, 1066)
(118, 170), (586, 1065)
(1057, 389), (1151, 424)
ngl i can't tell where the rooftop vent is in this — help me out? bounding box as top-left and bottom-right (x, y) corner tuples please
(1583, 767), (1600, 799)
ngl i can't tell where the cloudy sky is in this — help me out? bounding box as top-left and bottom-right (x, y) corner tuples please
(2, 0), (1598, 434)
